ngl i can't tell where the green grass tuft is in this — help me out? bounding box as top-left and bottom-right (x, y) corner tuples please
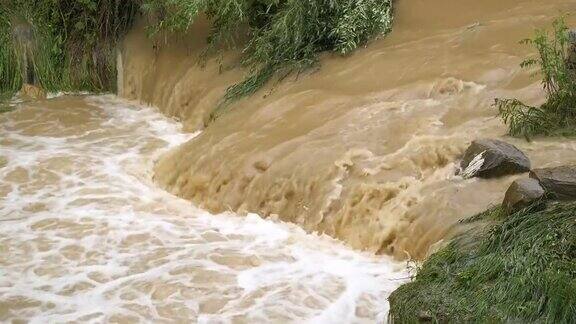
(0, 5), (22, 96)
(389, 202), (576, 323)
(495, 17), (576, 140)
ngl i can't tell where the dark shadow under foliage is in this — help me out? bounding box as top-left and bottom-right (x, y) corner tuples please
(389, 202), (576, 323)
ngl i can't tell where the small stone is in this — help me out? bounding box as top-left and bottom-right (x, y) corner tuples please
(568, 29), (576, 43)
(530, 166), (576, 200)
(418, 310), (433, 322)
(460, 139), (531, 178)
(503, 178), (545, 214)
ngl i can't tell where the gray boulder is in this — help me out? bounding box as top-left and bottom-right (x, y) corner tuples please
(503, 178), (545, 214)
(529, 166), (576, 200)
(568, 30), (576, 74)
(460, 139), (531, 178)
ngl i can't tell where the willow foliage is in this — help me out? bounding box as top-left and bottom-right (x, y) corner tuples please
(496, 18), (576, 139)
(143, 0), (393, 118)
(1, 0), (393, 114)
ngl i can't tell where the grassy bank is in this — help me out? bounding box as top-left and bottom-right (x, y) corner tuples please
(389, 202), (576, 323)
(0, 0), (139, 96)
(0, 4), (21, 95)
(1, 0), (394, 117)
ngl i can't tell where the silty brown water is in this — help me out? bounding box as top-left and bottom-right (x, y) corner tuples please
(0, 96), (408, 322)
(120, 0), (576, 259)
(3, 0), (576, 322)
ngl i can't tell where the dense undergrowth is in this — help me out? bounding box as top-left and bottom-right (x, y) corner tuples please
(0, 4), (20, 96)
(389, 202), (576, 323)
(496, 18), (576, 139)
(0, 0), (139, 96)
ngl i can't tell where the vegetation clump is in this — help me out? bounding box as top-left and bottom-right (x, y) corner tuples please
(0, 0), (139, 96)
(142, 0), (393, 117)
(0, 4), (20, 97)
(496, 18), (576, 139)
(389, 202), (576, 323)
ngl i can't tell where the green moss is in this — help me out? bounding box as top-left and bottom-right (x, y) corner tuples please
(495, 18), (576, 140)
(389, 202), (576, 323)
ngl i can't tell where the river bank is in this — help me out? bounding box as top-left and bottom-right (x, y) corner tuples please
(389, 201), (576, 322)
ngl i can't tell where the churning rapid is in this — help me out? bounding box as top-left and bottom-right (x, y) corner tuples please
(0, 96), (408, 322)
(121, 0), (576, 260)
(3, 0), (576, 322)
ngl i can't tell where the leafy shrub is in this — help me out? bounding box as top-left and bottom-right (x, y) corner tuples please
(142, 0), (394, 119)
(496, 18), (576, 139)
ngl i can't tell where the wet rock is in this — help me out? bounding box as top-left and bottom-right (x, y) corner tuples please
(530, 166), (576, 200)
(460, 139), (531, 178)
(567, 30), (576, 73)
(569, 29), (576, 42)
(418, 310), (433, 322)
(20, 83), (46, 100)
(503, 178), (545, 213)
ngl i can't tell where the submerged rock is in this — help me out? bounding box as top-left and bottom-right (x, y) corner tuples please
(569, 29), (576, 43)
(503, 178), (545, 213)
(20, 84), (46, 100)
(530, 166), (576, 200)
(460, 139), (531, 178)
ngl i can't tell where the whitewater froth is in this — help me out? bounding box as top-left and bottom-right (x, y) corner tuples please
(0, 95), (408, 323)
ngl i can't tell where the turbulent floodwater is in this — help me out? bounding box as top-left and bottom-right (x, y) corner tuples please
(121, 0), (576, 259)
(0, 96), (408, 323)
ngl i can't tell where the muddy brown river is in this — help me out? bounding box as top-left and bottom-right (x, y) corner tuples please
(2, 0), (576, 323)
(0, 96), (408, 322)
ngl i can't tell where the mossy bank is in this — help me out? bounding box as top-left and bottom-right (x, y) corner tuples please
(389, 202), (576, 323)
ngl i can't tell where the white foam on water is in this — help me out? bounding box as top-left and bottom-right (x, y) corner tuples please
(460, 151), (486, 179)
(0, 95), (409, 323)
(46, 91), (91, 99)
